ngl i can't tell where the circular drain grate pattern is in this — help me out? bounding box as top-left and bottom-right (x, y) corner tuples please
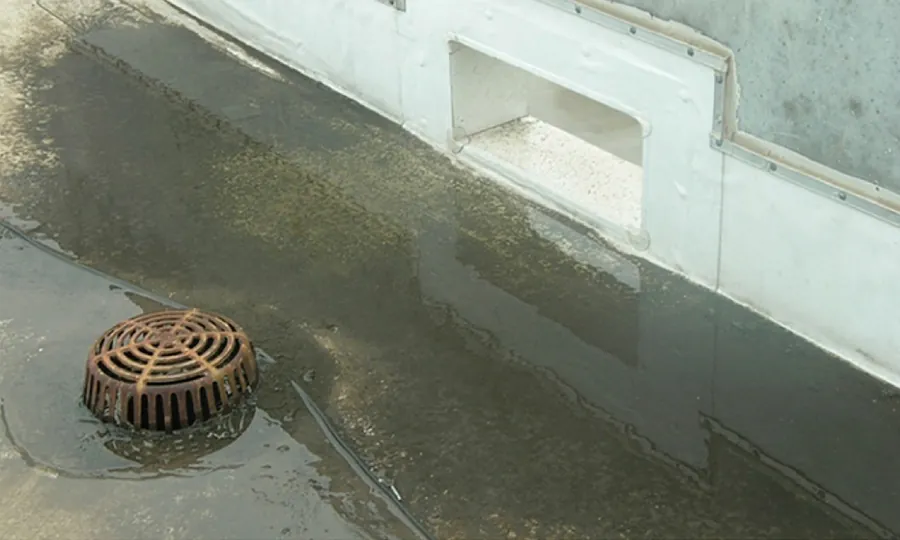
(83, 309), (259, 431)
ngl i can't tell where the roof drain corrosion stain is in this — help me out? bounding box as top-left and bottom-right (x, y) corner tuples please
(83, 309), (259, 431)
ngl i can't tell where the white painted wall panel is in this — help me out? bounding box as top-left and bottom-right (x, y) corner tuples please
(172, 0), (405, 118)
(719, 157), (900, 387)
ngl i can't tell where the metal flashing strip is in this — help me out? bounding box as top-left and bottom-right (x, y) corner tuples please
(540, 0), (900, 227)
(715, 135), (900, 228)
(536, 0), (728, 71)
(709, 67), (900, 228)
(711, 70), (726, 140)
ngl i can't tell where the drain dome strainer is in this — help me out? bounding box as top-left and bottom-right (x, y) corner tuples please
(83, 309), (258, 431)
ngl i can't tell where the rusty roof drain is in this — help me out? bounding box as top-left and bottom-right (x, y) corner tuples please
(83, 309), (258, 431)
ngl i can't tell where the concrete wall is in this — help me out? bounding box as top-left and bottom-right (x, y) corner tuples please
(618, 0), (900, 193)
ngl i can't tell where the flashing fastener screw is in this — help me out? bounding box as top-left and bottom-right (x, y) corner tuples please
(838, 191), (847, 201)
(630, 26), (637, 34)
(715, 73), (724, 84)
(687, 48), (695, 57)
(768, 162), (777, 172)
(575, 5), (582, 13)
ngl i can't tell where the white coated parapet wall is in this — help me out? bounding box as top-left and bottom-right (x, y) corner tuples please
(167, 0), (900, 387)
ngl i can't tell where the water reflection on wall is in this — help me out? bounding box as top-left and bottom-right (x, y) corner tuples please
(417, 200), (899, 537)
